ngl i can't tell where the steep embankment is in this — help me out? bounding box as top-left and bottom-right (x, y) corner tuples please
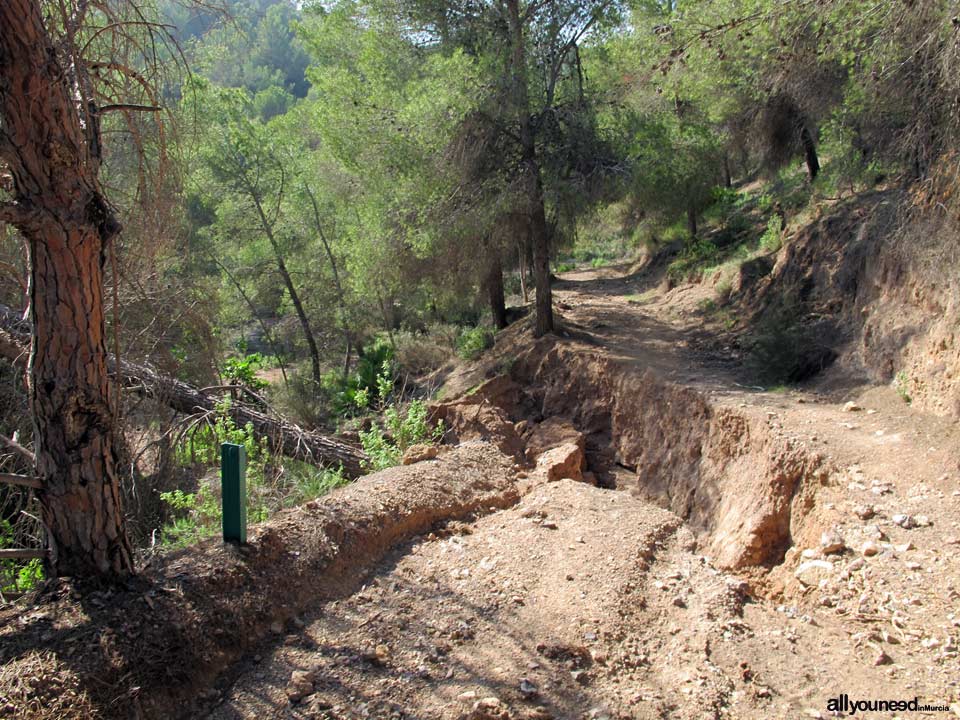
(736, 187), (960, 418)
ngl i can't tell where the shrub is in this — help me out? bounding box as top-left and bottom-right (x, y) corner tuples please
(456, 325), (495, 361)
(321, 340), (396, 416)
(760, 215), (784, 252)
(894, 370), (912, 404)
(222, 352), (270, 391)
(667, 237), (719, 282)
(0, 519), (43, 593)
(744, 303), (837, 385)
(395, 328), (451, 376)
(360, 399), (444, 471)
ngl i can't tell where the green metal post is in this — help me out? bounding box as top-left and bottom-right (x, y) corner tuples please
(221, 443), (247, 544)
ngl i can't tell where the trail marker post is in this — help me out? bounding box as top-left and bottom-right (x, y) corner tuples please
(221, 443), (247, 544)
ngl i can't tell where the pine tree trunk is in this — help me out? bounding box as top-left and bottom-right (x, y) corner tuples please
(800, 124), (820, 181)
(687, 205), (698, 239)
(247, 188), (323, 387)
(517, 240), (528, 303)
(506, 0), (553, 337)
(486, 254), (507, 329)
(0, 0), (134, 578)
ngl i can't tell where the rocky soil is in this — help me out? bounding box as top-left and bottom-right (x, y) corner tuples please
(201, 267), (960, 719)
(3, 263), (960, 720)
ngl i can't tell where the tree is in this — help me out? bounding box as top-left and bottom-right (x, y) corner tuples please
(188, 83), (325, 387)
(0, 0), (138, 578)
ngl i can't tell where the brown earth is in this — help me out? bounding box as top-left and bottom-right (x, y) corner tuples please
(4, 247), (960, 719)
(200, 263), (960, 720)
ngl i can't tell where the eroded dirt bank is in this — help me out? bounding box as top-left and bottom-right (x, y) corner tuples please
(0, 444), (519, 720)
(4, 263), (960, 720)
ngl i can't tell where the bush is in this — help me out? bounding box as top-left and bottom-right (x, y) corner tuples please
(161, 402), (353, 547)
(0, 519), (43, 593)
(222, 352), (270, 391)
(456, 325), (495, 361)
(760, 215), (784, 252)
(667, 237), (719, 282)
(744, 303), (837, 385)
(394, 327), (453, 376)
(360, 399), (444, 471)
(321, 340), (396, 416)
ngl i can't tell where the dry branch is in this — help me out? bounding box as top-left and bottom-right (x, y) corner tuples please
(0, 305), (366, 477)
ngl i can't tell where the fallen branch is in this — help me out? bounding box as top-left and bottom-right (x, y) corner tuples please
(0, 305), (365, 476)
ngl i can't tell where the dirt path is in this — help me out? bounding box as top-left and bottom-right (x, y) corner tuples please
(206, 267), (960, 719)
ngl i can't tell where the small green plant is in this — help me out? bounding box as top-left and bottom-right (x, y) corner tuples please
(0, 520), (44, 594)
(223, 353), (269, 391)
(590, 257), (606, 268)
(894, 370), (912, 404)
(360, 399), (444, 471)
(283, 464), (350, 506)
(158, 487), (222, 548)
(163, 400), (273, 547)
(760, 215), (784, 252)
(667, 237), (719, 282)
(757, 192), (775, 213)
(456, 325), (495, 361)
(322, 341), (396, 416)
(554, 261), (576, 273)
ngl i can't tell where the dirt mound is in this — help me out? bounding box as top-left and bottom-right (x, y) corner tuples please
(431, 377), (528, 460)
(0, 443), (519, 720)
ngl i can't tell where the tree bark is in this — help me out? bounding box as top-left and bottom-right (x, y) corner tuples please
(506, 0), (554, 337)
(517, 239), (528, 303)
(800, 124), (820, 181)
(246, 185), (323, 388)
(687, 205), (698, 239)
(486, 254), (507, 329)
(303, 185), (352, 380)
(0, 311), (367, 477)
(0, 0), (134, 578)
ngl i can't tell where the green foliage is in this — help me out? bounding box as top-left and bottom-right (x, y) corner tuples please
(667, 237), (720, 282)
(222, 353), (270, 391)
(158, 488), (222, 548)
(456, 326), (495, 361)
(282, 465), (350, 506)
(743, 302), (837, 386)
(161, 398), (353, 547)
(760, 215), (784, 252)
(894, 370), (912, 404)
(321, 341), (396, 415)
(360, 399), (444, 472)
(0, 520), (43, 594)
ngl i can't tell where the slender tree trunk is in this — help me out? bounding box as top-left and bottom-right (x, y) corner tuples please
(247, 187), (323, 387)
(486, 254), (507, 329)
(800, 124), (820, 181)
(0, 0), (134, 578)
(304, 185), (352, 381)
(687, 205), (698, 239)
(517, 240), (528, 303)
(723, 154), (732, 188)
(213, 257), (289, 389)
(506, 0), (553, 337)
